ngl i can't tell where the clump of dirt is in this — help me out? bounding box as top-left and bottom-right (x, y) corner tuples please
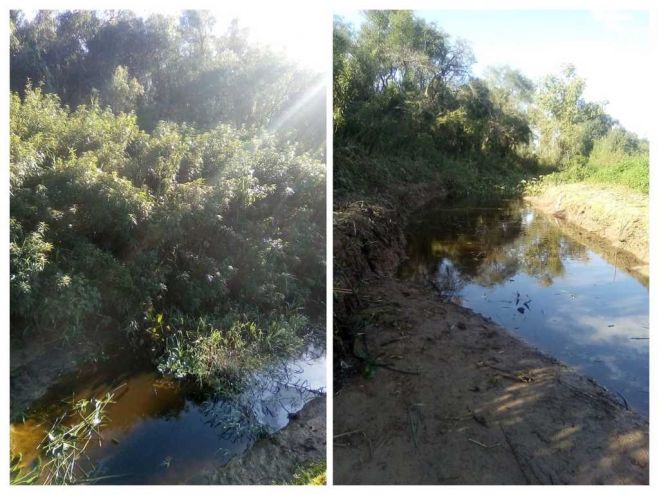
(526, 184), (648, 278)
(196, 396), (326, 485)
(334, 202), (402, 386)
(334, 278), (648, 484)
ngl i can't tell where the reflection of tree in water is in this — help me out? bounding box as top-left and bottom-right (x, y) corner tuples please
(402, 202), (589, 288)
(432, 260), (466, 299)
(196, 348), (324, 456)
(402, 204), (522, 282)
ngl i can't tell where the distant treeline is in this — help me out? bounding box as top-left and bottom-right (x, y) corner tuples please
(10, 10), (325, 155)
(333, 11), (648, 196)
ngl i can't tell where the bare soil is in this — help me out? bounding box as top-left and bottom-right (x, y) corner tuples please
(333, 277), (648, 484)
(196, 396), (326, 484)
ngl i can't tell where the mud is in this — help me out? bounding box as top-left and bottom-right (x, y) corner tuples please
(10, 329), (115, 421)
(195, 396), (326, 484)
(333, 278), (648, 484)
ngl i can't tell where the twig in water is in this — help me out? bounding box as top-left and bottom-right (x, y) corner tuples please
(615, 391), (630, 410)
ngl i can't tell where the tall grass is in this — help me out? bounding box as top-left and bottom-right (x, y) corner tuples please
(38, 393), (114, 484)
(10, 393), (114, 485)
(535, 151), (648, 194)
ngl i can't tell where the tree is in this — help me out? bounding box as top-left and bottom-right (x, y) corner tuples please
(102, 65), (144, 113)
(532, 64), (613, 167)
(10, 10), (325, 154)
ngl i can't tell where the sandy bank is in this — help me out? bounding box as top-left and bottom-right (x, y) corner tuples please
(334, 277), (648, 484)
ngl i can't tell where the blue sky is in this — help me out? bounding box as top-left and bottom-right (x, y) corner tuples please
(335, 10), (650, 138)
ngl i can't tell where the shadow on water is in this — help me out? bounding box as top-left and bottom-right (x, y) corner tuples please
(10, 344), (325, 484)
(399, 199), (649, 416)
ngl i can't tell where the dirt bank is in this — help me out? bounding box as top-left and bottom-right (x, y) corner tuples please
(526, 184), (648, 279)
(195, 395), (326, 484)
(10, 329), (116, 421)
(334, 182), (447, 384)
(334, 278), (648, 484)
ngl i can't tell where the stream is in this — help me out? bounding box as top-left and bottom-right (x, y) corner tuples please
(400, 199), (649, 415)
(10, 343), (325, 484)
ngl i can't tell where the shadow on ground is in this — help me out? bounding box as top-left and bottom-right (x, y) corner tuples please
(333, 277), (648, 484)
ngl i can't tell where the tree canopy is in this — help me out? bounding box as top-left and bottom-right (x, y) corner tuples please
(10, 10), (325, 155)
(334, 11), (648, 196)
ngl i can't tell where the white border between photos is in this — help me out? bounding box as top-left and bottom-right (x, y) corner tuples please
(2, 0), (658, 493)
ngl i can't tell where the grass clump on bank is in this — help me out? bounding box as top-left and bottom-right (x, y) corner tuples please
(289, 461), (326, 485)
(534, 151), (648, 194)
(528, 127), (649, 195)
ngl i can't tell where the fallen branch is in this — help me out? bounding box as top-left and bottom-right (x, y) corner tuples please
(468, 438), (501, 449)
(334, 430), (362, 439)
(375, 362), (421, 375)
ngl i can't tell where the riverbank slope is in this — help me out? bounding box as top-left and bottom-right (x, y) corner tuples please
(526, 183), (648, 279)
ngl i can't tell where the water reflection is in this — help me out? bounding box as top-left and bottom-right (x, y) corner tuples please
(400, 200), (649, 415)
(11, 345), (325, 484)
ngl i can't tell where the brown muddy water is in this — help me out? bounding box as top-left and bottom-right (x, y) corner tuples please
(10, 343), (325, 484)
(400, 199), (649, 415)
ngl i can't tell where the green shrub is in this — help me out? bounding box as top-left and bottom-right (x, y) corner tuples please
(10, 86), (324, 376)
(531, 129), (649, 195)
(148, 311), (309, 392)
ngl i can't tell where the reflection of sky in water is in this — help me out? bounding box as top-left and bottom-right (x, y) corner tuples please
(403, 202), (648, 415)
(13, 346), (325, 484)
(90, 348), (326, 484)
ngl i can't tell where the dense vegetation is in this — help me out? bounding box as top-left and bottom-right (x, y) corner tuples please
(10, 10), (325, 154)
(333, 11), (648, 198)
(10, 10), (325, 391)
